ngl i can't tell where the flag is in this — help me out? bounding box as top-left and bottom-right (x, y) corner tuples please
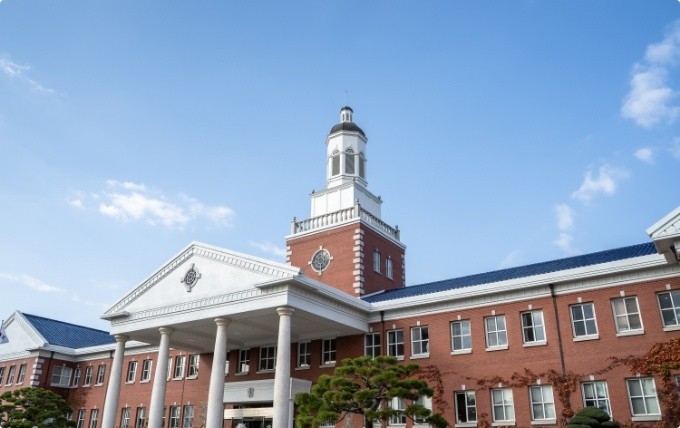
(0, 321), (8, 345)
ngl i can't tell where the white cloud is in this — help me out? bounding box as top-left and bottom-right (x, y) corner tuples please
(498, 249), (522, 269)
(0, 57), (56, 94)
(622, 22), (680, 127)
(555, 204), (574, 231)
(553, 233), (578, 255)
(671, 138), (680, 159)
(571, 165), (629, 202)
(634, 147), (655, 163)
(72, 180), (235, 229)
(249, 240), (286, 258)
(0, 273), (62, 293)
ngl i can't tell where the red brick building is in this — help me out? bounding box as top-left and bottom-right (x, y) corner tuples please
(1, 107), (679, 428)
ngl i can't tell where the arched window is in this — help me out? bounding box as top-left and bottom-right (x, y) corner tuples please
(358, 152), (366, 179)
(331, 149), (340, 176)
(345, 148), (355, 174)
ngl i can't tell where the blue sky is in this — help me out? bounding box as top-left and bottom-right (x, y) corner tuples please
(2, 1), (680, 330)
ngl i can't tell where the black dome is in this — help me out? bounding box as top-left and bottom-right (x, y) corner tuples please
(329, 121), (366, 137)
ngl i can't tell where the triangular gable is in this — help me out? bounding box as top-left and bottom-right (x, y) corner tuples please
(103, 242), (301, 318)
(0, 311), (47, 360)
(646, 205), (680, 264)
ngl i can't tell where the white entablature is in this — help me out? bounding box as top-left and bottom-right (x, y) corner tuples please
(647, 205), (680, 263)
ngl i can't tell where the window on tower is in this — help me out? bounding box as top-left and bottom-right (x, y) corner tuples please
(358, 153), (365, 179)
(331, 150), (340, 176)
(373, 251), (381, 273)
(345, 149), (355, 174)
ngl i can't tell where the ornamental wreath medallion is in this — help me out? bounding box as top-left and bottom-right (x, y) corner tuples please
(181, 263), (201, 292)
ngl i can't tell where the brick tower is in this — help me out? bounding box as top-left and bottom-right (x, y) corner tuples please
(286, 107), (406, 296)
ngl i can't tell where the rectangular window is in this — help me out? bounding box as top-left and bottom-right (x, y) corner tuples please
(521, 311), (546, 344)
(237, 349), (250, 374)
(386, 258), (393, 279)
(167, 357), (172, 380)
(174, 356), (186, 379)
(83, 366), (93, 386)
(364, 332), (381, 357)
(414, 395), (432, 424)
(16, 364), (26, 384)
(389, 397), (406, 425)
(345, 152), (355, 174)
(627, 378), (660, 417)
(259, 346), (277, 371)
(570, 303), (598, 338)
(322, 338), (336, 365)
(411, 326), (429, 356)
(126, 361), (137, 383)
(71, 367), (81, 387)
(0, 367), (5, 385)
(582, 381), (611, 415)
(76, 410), (86, 428)
(121, 408), (131, 428)
(612, 297), (644, 334)
(50, 366), (72, 387)
(225, 352), (230, 375)
(491, 388), (515, 422)
(89, 409), (99, 428)
(139, 360), (152, 382)
(657, 290), (680, 327)
(358, 155), (365, 179)
(6, 366), (15, 385)
(331, 154), (340, 176)
(135, 408), (146, 428)
(169, 406), (180, 428)
(95, 364), (106, 385)
(187, 355), (199, 378)
(387, 329), (404, 358)
(182, 405), (194, 428)
(485, 315), (508, 349)
(451, 320), (472, 352)
(530, 385), (556, 421)
(373, 251), (381, 273)
(298, 342), (311, 368)
(455, 390), (477, 424)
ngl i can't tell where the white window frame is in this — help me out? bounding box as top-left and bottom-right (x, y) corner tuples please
(169, 406), (180, 428)
(386, 257), (393, 279)
(581, 381), (611, 416)
(485, 315), (508, 350)
(570, 302), (598, 340)
(50, 366), (72, 387)
(373, 250), (381, 273)
(529, 385), (556, 421)
(365, 332), (381, 358)
(455, 390), (477, 425)
(0, 367), (5, 385)
(297, 341), (311, 368)
(387, 329), (404, 358)
(411, 326), (429, 357)
(626, 377), (661, 420)
(187, 355), (199, 378)
(521, 310), (546, 346)
(451, 320), (472, 353)
(16, 364), (26, 384)
(6, 365), (15, 385)
(95, 364), (106, 385)
(182, 405), (194, 428)
(141, 360), (152, 382)
(237, 349), (250, 374)
(414, 395), (432, 424)
(76, 409), (86, 428)
(491, 388), (515, 423)
(612, 296), (644, 335)
(71, 367), (81, 387)
(167, 357), (172, 380)
(120, 408), (131, 428)
(259, 346), (277, 372)
(89, 409), (99, 428)
(657, 290), (680, 329)
(126, 361), (137, 383)
(135, 408), (146, 428)
(174, 356), (186, 379)
(83, 366), (93, 386)
(321, 338), (336, 366)
(389, 397), (407, 425)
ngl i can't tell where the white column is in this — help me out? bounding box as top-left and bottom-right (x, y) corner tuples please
(273, 307), (294, 428)
(148, 327), (174, 428)
(101, 334), (129, 428)
(206, 318), (231, 428)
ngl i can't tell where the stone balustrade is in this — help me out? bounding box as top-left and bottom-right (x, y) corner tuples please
(291, 204), (400, 240)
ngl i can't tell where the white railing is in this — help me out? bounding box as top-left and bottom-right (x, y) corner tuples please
(291, 204), (400, 240)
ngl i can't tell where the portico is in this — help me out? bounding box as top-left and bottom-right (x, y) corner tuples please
(100, 242), (371, 428)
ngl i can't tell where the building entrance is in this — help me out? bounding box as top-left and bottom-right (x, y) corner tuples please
(234, 417), (272, 428)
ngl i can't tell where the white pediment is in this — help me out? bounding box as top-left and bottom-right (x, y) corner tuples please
(646, 205), (680, 263)
(0, 312), (47, 361)
(103, 242), (301, 318)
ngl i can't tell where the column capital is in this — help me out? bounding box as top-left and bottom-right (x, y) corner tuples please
(159, 326), (175, 335)
(214, 317), (232, 327)
(276, 306), (295, 317)
(114, 334), (130, 343)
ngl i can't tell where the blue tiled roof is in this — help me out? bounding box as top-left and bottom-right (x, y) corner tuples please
(363, 242), (657, 303)
(22, 313), (115, 349)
